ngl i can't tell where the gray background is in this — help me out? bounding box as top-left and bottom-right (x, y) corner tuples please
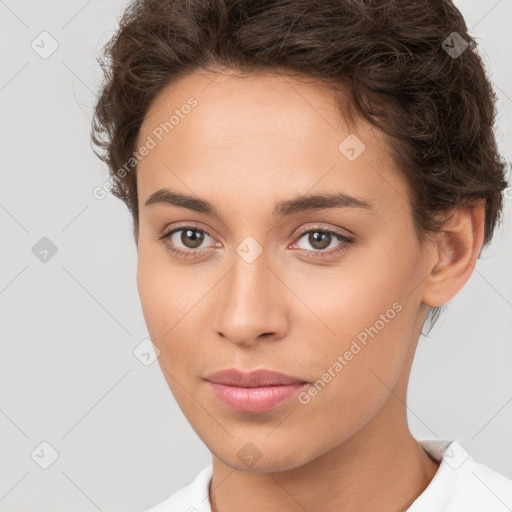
(1, 1), (511, 511)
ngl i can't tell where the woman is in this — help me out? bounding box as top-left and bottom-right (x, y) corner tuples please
(91, 0), (512, 510)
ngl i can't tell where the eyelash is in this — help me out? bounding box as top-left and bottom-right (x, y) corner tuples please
(157, 223), (354, 260)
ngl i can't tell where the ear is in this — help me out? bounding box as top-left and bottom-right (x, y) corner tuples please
(421, 202), (486, 308)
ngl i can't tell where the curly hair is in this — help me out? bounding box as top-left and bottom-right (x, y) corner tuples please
(90, 0), (509, 335)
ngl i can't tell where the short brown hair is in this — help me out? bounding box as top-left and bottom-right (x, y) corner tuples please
(91, 0), (509, 333)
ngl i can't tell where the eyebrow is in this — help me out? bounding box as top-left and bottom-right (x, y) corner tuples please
(144, 188), (374, 218)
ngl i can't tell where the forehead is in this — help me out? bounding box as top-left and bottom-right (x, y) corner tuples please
(136, 70), (409, 216)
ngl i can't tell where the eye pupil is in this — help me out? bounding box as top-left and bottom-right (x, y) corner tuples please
(309, 231), (331, 250)
(181, 229), (204, 248)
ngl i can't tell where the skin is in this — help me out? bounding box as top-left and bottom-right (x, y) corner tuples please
(134, 68), (485, 512)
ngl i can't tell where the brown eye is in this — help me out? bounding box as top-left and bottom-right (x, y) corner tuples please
(291, 227), (354, 260)
(307, 231), (332, 250)
(296, 229), (339, 251)
(179, 228), (205, 249)
(158, 225), (218, 258)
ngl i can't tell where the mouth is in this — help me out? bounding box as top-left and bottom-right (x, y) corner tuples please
(204, 368), (309, 413)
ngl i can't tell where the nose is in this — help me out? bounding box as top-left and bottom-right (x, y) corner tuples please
(212, 247), (289, 347)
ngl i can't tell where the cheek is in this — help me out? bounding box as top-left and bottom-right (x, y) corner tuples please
(289, 295), (412, 449)
(136, 244), (191, 358)
(136, 247), (168, 335)
(288, 241), (418, 392)
(136, 243), (207, 375)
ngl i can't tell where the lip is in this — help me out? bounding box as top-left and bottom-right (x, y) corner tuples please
(204, 369), (308, 413)
(205, 368), (307, 387)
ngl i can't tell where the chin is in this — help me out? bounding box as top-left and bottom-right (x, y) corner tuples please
(210, 439), (312, 474)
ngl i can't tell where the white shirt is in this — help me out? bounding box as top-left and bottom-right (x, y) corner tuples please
(145, 439), (512, 512)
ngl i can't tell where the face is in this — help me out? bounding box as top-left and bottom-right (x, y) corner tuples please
(135, 69), (432, 472)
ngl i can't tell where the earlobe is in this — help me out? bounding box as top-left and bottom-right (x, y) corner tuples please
(421, 202), (486, 308)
